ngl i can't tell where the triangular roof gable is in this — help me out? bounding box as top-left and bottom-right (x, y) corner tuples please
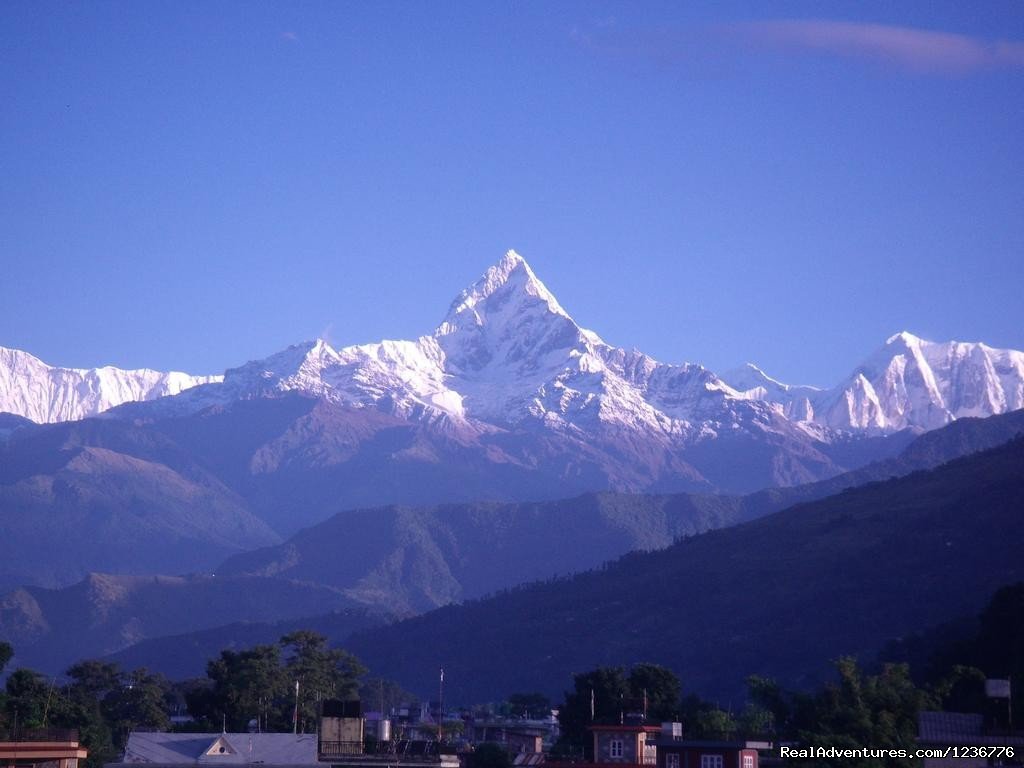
(202, 736), (238, 758)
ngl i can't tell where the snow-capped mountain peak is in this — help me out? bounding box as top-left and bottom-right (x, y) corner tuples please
(726, 362), (803, 394)
(221, 339), (342, 395)
(437, 250), (572, 335)
(886, 330), (924, 347)
(720, 363), (821, 422)
(433, 250), (603, 380)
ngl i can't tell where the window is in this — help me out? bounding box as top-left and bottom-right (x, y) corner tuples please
(643, 742), (658, 765)
(610, 740), (624, 758)
(700, 756), (723, 768)
(666, 754), (680, 768)
(743, 756), (754, 768)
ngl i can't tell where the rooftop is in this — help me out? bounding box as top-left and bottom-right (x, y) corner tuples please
(116, 732), (318, 766)
(918, 712), (1024, 747)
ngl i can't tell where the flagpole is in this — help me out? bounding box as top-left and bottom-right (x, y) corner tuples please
(293, 680), (300, 735)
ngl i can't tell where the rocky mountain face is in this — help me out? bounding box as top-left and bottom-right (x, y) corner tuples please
(0, 346), (219, 424)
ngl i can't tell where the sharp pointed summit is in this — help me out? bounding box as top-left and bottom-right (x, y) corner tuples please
(886, 330), (924, 347)
(437, 249), (571, 338)
(432, 250), (599, 380)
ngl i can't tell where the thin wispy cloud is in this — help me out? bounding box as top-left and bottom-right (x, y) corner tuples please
(570, 18), (1024, 77)
(281, 31), (300, 43)
(730, 20), (1024, 74)
(319, 322), (336, 347)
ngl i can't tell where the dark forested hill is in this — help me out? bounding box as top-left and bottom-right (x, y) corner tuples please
(217, 492), (746, 613)
(0, 572), (373, 673)
(102, 607), (388, 680)
(218, 411), (1024, 613)
(343, 436), (1024, 704)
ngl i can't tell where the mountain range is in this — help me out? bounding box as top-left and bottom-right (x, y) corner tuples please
(0, 346), (219, 423)
(2, 250), (1023, 688)
(2, 251), (1023, 591)
(4, 408), (1021, 679)
(5, 252), (1022, 440)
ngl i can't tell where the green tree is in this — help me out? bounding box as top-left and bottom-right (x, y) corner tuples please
(797, 658), (935, 768)
(104, 669), (171, 745)
(557, 664), (686, 753)
(557, 666), (630, 755)
(0, 642), (12, 675)
(0, 658), (174, 768)
(679, 695), (737, 739)
(974, 582), (1024, 722)
(186, 632), (366, 733)
(628, 664), (681, 721)
(281, 630), (366, 733)
(65, 661), (120, 768)
(931, 665), (987, 714)
(506, 692), (551, 719)
(741, 675), (801, 739)
(4, 669), (56, 730)
(358, 677), (416, 716)
(192, 644), (287, 731)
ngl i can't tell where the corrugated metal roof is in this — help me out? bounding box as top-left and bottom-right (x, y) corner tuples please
(918, 712), (983, 742)
(918, 712), (1024, 747)
(121, 733), (318, 765)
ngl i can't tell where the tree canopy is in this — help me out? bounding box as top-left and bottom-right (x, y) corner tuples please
(186, 630), (365, 733)
(557, 663), (683, 755)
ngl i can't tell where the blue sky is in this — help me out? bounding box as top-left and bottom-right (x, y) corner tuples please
(2, 1), (1022, 386)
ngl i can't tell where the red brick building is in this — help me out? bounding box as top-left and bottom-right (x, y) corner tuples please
(654, 738), (763, 768)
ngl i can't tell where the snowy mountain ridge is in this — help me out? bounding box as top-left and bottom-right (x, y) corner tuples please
(0, 346), (221, 424)
(119, 252), (794, 454)
(3, 251), (1022, 441)
(810, 331), (1024, 432)
(722, 331), (1024, 433)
